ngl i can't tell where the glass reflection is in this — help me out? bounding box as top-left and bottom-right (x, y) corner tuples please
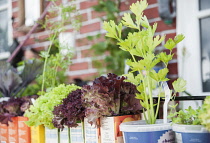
(0, 10), (8, 53)
(0, 0), (7, 5)
(200, 17), (210, 92)
(199, 0), (210, 10)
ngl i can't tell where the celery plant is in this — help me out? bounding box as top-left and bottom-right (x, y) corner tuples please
(103, 0), (186, 124)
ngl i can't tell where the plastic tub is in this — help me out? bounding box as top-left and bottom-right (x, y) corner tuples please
(120, 119), (175, 143)
(172, 124), (210, 143)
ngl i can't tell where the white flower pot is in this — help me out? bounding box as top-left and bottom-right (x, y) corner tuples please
(120, 119), (175, 143)
(172, 124), (210, 143)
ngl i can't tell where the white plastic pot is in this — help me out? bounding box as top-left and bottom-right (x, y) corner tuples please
(172, 124), (210, 143)
(120, 119), (175, 143)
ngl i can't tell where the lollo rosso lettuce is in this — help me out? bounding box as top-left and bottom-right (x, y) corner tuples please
(82, 73), (142, 125)
(24, 84), (80, 129)
(52, 89), (85, 130)
(0, 95), (38, 125)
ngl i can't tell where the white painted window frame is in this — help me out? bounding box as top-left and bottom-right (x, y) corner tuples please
(0, 0), (12, 60)
(177, 0), (210, 96)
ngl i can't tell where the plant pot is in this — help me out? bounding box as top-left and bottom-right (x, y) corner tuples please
(120, 119), (175, 143)
(172, 124), (210, 143)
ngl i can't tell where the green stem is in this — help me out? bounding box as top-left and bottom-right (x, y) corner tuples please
(146, 71), (155, 124)
(154, 82), (162, 120)
(130, 53), (151, 123)
(58, 128), (60, 143)
(41, 33), (57, 94)
(68, 128), (71, 143)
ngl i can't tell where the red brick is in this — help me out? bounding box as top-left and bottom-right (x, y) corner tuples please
(13, 31), (25, 38)
(81, 49), (95, 58)
(168, 62), (178, 75)
(69, 62), (89, 71)
(144, 7), (159, 19)
(68, 72), (99, 82)
(12, 1), (18, 8)
(33, 46), (45, 52)
(165, 33), (176, 41)
(12, 11), (18, 19)
(80, 22), (101, 34)
(80, 13), (88, 22)
(76, 34), (105, 47)
(38, 34), (49, 41)
(153, 20), (176, 32)
(120, 0), (157, 14)
(24, 38), (35, 46)
(148, 0), (157, 4)
(91, 11), (106, 19)
(80, 0), (98, 10)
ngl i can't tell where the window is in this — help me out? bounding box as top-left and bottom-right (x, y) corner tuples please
(18, 0), (44, 27)
(177, 0), (210, 108)
(0, 0), (12, 60)
(24, 0), (42, 26)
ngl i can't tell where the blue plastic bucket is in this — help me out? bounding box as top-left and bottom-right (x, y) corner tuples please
(120, 119), (175, 143)
(172, 124), (210, 143)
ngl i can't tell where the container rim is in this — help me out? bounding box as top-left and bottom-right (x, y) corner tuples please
(172, 124), (210, 133)
(120, 119), (172, 132)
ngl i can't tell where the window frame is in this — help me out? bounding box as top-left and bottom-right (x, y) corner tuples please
(0, 0), (12, 60)
(18, 0), (44, 27)
(177, 0), (210, 97)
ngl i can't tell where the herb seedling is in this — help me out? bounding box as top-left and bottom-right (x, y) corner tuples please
(169, 106), (202, 125)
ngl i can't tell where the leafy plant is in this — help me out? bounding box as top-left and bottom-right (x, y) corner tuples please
(103, 0), (186, 124)
(199, 96), (210, 131)
(169, 106), (202, 125)
(82, 73), (141, 125)
(52, 89), (85, 129)
(0, 95), (38, 125)
(0, 59), (43, 97)
(24, 84), (80, 129)
(38, 0), (81, 94)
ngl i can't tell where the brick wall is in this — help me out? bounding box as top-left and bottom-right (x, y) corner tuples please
(11, 0), (178, 83)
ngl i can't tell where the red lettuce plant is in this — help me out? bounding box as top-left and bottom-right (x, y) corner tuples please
(82, 73), (141, 125)
(0, 95), (38, 125)
(52, 89), (85, 130)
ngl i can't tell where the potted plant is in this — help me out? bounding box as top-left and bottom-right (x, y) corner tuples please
(82, 73), (141, 143)
(103, 0), (186, 142)
(24, 84), (80, 143)
(169, 106), (210, 143)
(50, 73), (141, 143)
(0, 59), (43, 143)
(52, 89), (86, 143)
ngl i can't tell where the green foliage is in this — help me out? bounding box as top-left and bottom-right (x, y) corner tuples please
(199, 96), (210, 131)
(169, 106), (202, 125)
(38, 0), (81, 94)
(24, 84), (80, 129)
(103, 0), (186, 124)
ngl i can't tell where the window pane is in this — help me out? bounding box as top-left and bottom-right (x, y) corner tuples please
(199, 0), (210, 10)
(0, 0), (7, 5)
(200, 17), (210, 92)
(25, 0), (40, 26)
(0, 10), (8, 53)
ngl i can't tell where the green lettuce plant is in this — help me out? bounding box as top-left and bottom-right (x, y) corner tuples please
(199, 96), (210, 131)
(24, 84), (80, 129)
(103, 0), (186, 124)
(169, 106), (202, 125)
